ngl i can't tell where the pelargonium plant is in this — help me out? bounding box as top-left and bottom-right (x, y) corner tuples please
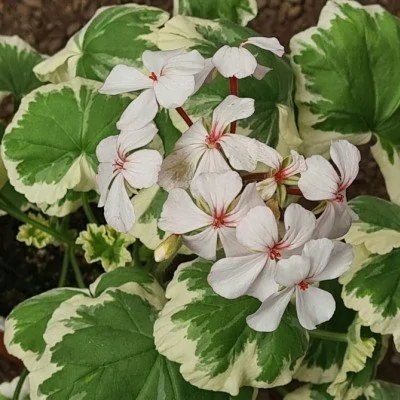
(1, 1), (400, 399)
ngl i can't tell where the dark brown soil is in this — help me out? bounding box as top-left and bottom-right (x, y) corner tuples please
(0, 0), (399, 397)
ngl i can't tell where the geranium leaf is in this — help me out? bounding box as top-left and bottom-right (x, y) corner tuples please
(290, 0), (400, 156)
(154, 258), (308, 395)
(285, 383), (334, 399)
(2, 78), (131, 205)
(364, 380), (400, 399)
(34, 5), (169, 83)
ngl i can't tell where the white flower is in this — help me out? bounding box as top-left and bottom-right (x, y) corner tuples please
(212, 37), (284, 80)
(256, 148), (306, 200)
(208, 203), (316, 301)
(159, 95), (261, 190)
(96, 122), (162, 233)
(299, 140), (361, 239)
(99, 49), (204, 130)
(158, 171), (264, 260)
(246, 238), (353, 332)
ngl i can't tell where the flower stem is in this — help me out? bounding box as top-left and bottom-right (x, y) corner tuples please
(229, 76), (238, 133)
(81, 192), (98, 224)
(176, 107), (193, 127)
(58, 247), (70, 287)
(309, 329), (348, 343)
(12, 368), (28, 400)
(242, 172), (269, 183)
(286, 187), (303, 196)
(69, 247), (86, 289)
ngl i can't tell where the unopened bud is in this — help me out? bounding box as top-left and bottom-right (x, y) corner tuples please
(154, 234), (182, 262)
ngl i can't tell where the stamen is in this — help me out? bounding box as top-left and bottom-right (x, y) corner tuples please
(206, 135), (221, 150)
(149, 72), (158, 81)
(298, 281), (309, 291)
(212, 212), (226, 228)
(269, 247), (281, 260)
(274, 169), (286, 183)
(335, 193), (344, 203)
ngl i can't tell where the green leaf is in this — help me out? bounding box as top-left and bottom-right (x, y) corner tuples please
(364, 380), (400, 399)
(2, 78), (131, 205)
(154, 258), (308, 395)
(174, 0), (257, 26)
(346, 196), (400, 255)
(295, 280), (356, 384)
(34, 5), (169, 83)
(158, 16), (294, 147)
(0, 35), (44, 102)
(290, 0), (400, 156)
(155, 109), (182, 156)
(285, 383), (334, 399)
(0, 181), (28, 216)
(76, 224), (135, 272)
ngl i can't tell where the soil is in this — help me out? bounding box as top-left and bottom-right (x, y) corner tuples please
(0, 0), (399, 397)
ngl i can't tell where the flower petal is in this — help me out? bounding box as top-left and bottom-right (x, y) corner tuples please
(236, 205), (278, 251)
(281, 203), (316, 250)
(276, 254), (310, 287)
(183, 226), (218, 260)
(243, 37), (284, 57)
(256, 178), (278, 201)
(123, 149), (162, 189)
(330, 140), (361, 190)
(96, 135), (118, 163)
(155, 74), (195, 108)
(212, 45), (257, 79)
(117, 89), (158, 131)
(282, 150), (307, 177)
(158, 188), (212, 234)
(220, 134), (259, 171)
(104, 174), (135, 233)
(96, 162), (114, 207)
(190, 170), (242, 215)
(142, 49), (185, 75)
(99, 64), (152, 95)
(218, 226), (250, 257)
(118, 122), (158, 152)
(256, 143), (282, 170)
(298, 155), (339, 201)
(212, 95), (254, 136)
(193, 58), (215, 93)
(301, 238), (334, 279)
(193, 148), (231, 179)
(296, 286), (336, 330)
(246, 287), (294, 332)
(163, 50), (205, 75)
(252, 64), (272, 80)
(246, 259), (279, 301)
(208, 253), (267, 299)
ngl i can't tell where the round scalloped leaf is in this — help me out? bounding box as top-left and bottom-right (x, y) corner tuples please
(346, 196), (400, 255)
(158, 16), (294, 147)
(174, 0), (257, 26)
(16, 213), (55, 249)
(0, 35), (45, 102)
(1, 78), (131, 205)
(364, 380), (400, 399)
(290, 0), (400, 156)
(34, 5), (169, 83)
(154, 258), (308, 395)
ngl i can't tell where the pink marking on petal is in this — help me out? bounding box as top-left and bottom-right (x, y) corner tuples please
(212, 211), (227, 229)
(149, 72), (158, 81)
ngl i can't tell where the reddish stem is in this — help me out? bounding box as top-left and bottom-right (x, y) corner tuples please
(176, 107), (193, 127)
(242, 172), (269, 183)
(287, 187), (303, 196)
(229, 76), (238, 133)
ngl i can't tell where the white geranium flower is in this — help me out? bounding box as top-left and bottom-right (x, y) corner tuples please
(99, 49), (204, 130)
(256, 147), (306, 200)
(159, 95), (261, 190)
(208, 203), (316, 301)
(158, 171), (264, 260)
(212, 37), (284, 80)
(299, 140), (361, 239)
(96, 122), (162, 233)
(247, 238), (353, 332)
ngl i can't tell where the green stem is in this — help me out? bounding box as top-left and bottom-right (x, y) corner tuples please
(309, 329), (348, 343)
(0, 195), (74, 246)
(13, 368), (28, 400)
(69, 247), (85, 289)
(58, 247), (70, 287)
(152, 249), (179, 284)
(133, 243), (141, 267)
(81, 193), (98, 224)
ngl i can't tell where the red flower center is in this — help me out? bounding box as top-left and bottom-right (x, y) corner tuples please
(112, 148), (126, 172)
(268, 246), (281, 260)
(335, 193), (344, 203)
(274, 169), (286, 183)
(206, 135), (222, 150)
(212, 212), (226, 229)
(149, 71), (158, 81)
(298, 281), (309, 291)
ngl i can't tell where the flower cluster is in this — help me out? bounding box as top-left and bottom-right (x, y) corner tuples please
(96, 36), (361, 332)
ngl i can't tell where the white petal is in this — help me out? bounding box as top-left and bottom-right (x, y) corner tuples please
(220, 134), (259, 171)
(99, 64), (152, 95)
(212, 95), (255, 136)
(190, 170), (242, 215)
(330, 140), (361, 190)
(298, 155), (339, 201)
(158, 188), (212, 234)
(96, 135), (118, 163)
(243, 37), (284, 57)
(155, 75), (195, 108)
(118, 122), (158, 152)
(117, 89), (158, 131)
(315, 200), (356, 239)
(142, 49), (185, 75)
(183, 226), (218, 260)
(256, 143), (282, 170)
(246, 259), (279, 301)
(252, 64), (272, 80)
(296, 286), (336, 330)
(123, 149), (162, 189)
(275, 254), (310, 287)
(246, 287), (294, 332)
(212, 46), (257, 79)
(208, 253), (267, 299)
(302, 238), (334, 279)
(226, 183), (265, 225)
(281, 203), (316, 250)
(193, 148), (231, 179)
(256, 178), (278, 201)
(163, 50), (205, 75)
(218, 226), (250, 257)
(282, 150), (307, 177)
(236, 205), (278, 251)
(193, 58), (215, 93)
(96, 162), (114, 207)
(104, 174), (135, 233)
(158, 120), (208, 190)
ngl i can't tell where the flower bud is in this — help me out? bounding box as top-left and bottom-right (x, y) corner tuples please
(154, 234), (182, 262)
